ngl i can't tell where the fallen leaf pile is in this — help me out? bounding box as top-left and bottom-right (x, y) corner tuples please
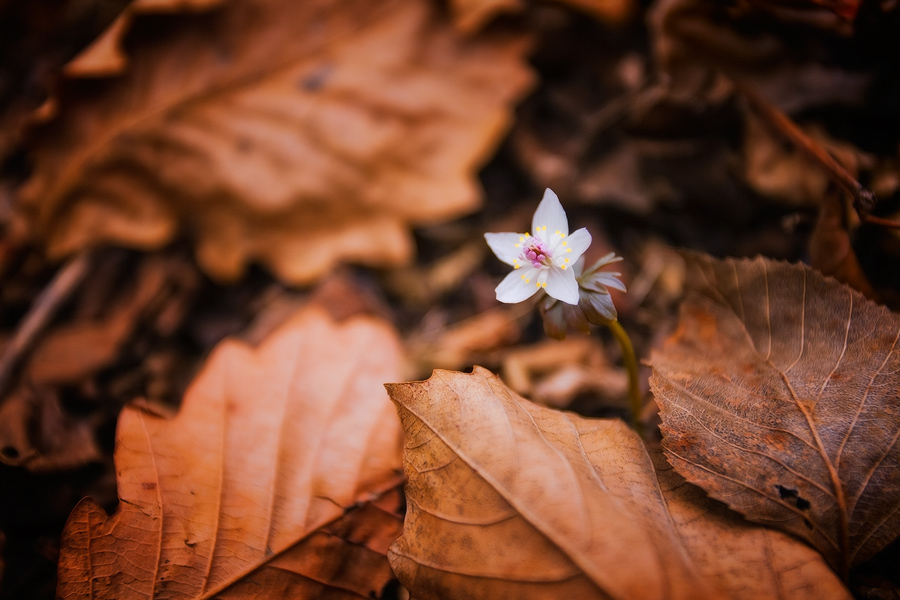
(51, 252), (900, 599)
(16, 0), (533, 283)
(57, 306), (406, 598)
(386, 367), (849, 599)
(4, 0), (900, 597)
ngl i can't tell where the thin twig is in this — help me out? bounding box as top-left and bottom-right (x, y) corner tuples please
(862, 214), (900, 229)
(735, 81), (878, 218)
(0, 250), (93, 398)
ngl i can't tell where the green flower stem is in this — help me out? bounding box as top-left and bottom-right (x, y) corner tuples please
(606, 319), (642, 430)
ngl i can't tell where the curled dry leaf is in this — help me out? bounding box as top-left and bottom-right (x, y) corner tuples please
(650, 253), (900, 576)
(749, 0), (861, 23)
(25, 254), (183, 385)
(560, 0), (634, 23)
(450, 0), (523, 34)
(17, 0), (533, 283)
(809, 191), (876, 300)
(742, 114), (871, 210)
(449, 0), (632, 34)
(57, 305), (405, 599)
(385, 367), (849, 600)
(408, 307), (523, 372)
(501, 338), (627, 409)
(0, 386), (101, 471)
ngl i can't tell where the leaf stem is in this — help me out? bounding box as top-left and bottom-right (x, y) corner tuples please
(606, 319), (642, 431)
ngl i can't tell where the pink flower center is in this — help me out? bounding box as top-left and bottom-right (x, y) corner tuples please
(523, 240), (552, 268)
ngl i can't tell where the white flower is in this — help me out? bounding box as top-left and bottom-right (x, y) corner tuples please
(484, 189), (592, 305)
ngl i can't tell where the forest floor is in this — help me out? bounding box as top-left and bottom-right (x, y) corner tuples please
(1, 0), (900, 598)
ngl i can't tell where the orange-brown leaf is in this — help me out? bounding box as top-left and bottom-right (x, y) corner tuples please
(18, 0), (533, 283)
(57, 306), (405, 599)
(650, 253), (900, 576)
(386, 367), (849, 599)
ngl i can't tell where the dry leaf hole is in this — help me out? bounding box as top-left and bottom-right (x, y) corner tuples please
(776, 484), (812, 512)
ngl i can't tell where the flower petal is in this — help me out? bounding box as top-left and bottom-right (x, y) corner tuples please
(553, 227), (591, 269)
(495, 268), (541, 303)
(545, 266), (579, 304)
(572, 256), (586, 276)
(580, 289), (618, 322)
(532, 189), (569, 238)
(565, 228), (591, 258)
(485, 232), (527, 266)
(594, 272), (626, 292)
(585, 252), (623, 273)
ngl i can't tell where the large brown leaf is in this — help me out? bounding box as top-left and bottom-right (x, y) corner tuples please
(650, 254), (900, 576)
(57, 306), (405, 599)
(385, 367), (849, 599)
(17, 0), (532, 283)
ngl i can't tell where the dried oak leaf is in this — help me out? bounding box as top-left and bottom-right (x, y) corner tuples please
(650, 253), (900, 577)
(17, 0), (533, 283)
(385, 367), (849, 599)
(57, 305), (405, 599)
(63, 0), (226, 79)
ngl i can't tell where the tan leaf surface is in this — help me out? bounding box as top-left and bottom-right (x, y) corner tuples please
(57, 305), (405, 599)
(18, 0), (533, 283)
(650, 253), (900, 576)
(385, 367), (849, 599)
